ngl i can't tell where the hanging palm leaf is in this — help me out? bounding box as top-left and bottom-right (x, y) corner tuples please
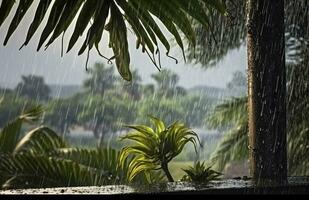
(0, 0), (226, 81)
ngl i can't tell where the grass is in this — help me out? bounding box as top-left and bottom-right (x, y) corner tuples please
(169, 161), (194, 181)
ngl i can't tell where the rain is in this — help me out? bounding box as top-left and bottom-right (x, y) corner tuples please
(0, 0), (308, 194)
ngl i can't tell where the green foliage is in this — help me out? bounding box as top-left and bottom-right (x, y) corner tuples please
(15, 75), (51, 101)
(0, 106), (152, 189)
(0, 105), (44, 154)
(151, 69), (186, 98)
(0, 93), (36, 128)
(207, 97), (247, 130)
(0, 154), (110, 189)
(13, 126), (68, 155)
(44, 97), (82, 135)
(137, 97), (184, 125)
(209, 93), (309, 175)
(119, 116), (200, 182)
(181, 161), (222, 184)
(190, 0), (308, 68)
(78, 92), (137, 145)
(83, 63), (116, 95)
(0, 0), (226, 81)
(189, 0), (246, 67)
(209, 124), (248, 171)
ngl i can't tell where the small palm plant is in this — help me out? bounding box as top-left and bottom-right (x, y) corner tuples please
(119, 116), (200, 182)
(181, 161), (222, 184)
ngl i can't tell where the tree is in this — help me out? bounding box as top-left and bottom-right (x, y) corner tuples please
(79, 91), (137, 147)
(15, 75), (51, 101)
(0, 93), (34, 128)
(0, 0), (226, 81)
(117, 69), (142, 100)
(137, 97), (184, 126)
(188, 0), (246, 67)
(190, 1), (307, 68)
(44, 96), (82, 137)
(226, 71), (247, 90)
(83, 62), (116, 96)
(151, 69), (186, 98)
(141, 84), (155, 98)
(193, 0), (308, 184)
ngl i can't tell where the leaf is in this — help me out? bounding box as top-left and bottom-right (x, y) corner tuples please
(45, 0), (84, 47)
(0, 119), (22, 154)
(108, 2), (131, 81)
(120, 116), (199, 181)
(78, 0), (110, 55)
(0, 105), (44, 154)
(0, 0), (15, 28)
(0, 154), (110, 189)
(13, 126), (68, 155)
(3, 0), (34, 45)
(67, 0), (97, 53)
(0, 0), (226, 81)
(37, 0), (68, 51)
(23, 0), (53, 46)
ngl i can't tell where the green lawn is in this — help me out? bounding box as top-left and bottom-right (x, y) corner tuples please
(169, 161), (194, 181)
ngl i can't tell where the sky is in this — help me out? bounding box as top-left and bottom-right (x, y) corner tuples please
(0, 2), (247, 89)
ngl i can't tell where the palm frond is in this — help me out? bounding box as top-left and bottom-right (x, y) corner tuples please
(209, 122), (248, 172)
(0, 154), (110, 189)
(0, 106), (44, 153)
(13, 126), (68, 155)
(288, 127), (309, 175)
(207, 97), (247, 129)
(0, 0), (226, 81)
(52, 147), (131, 184)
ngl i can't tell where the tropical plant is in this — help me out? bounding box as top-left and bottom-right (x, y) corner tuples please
(208, 93), (309, 175)
(0, 0), (226, 81)
(181, 161), (222, 184)
(207, 97), (248, 171)
(0, 105), (44, 154)
(200, 0), (309, 179)
(190, 0), (308, 68)
(119, 116), (200, 182)
(0, 106), (148, 189)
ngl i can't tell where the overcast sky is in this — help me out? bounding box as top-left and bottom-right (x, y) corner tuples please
(0, 2), (246, 89)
